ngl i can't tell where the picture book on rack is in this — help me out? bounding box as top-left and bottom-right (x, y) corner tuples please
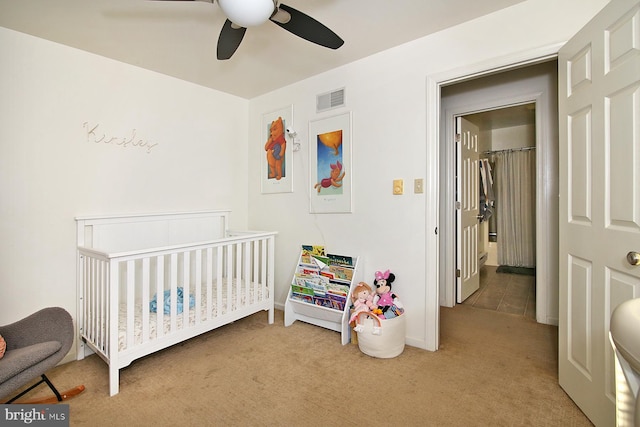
(301, 245), (326, 265)
(327, 253), (354, 267)
(291, 247), (356, 312)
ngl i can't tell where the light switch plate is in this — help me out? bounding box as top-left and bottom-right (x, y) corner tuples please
(393, 179), (404, 195)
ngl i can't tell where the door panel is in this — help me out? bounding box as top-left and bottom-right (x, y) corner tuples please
(559, 0), (640, 425)
(456, 116), (480, 303)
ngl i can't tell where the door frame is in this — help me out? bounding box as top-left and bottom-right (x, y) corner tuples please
(446, 92), (544, 307)
(425, 43), (563, 350)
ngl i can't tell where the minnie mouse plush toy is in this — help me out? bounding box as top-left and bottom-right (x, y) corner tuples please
(373, 270), (404, 319)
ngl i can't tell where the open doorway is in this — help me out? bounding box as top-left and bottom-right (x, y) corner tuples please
(438, 59), (558, 326)
(457, 104), (537, 318)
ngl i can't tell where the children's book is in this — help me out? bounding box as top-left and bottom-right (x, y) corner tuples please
(291, 284), (314, 296)
(327, 253), (354, 267)
(327, 293), (347, 310)
(290, 292), (313, 304)
(329, 265), (354, 282)
(327, 282), (350, 295)
(301, 245), (326, 264)
(313, 295), (333, 309)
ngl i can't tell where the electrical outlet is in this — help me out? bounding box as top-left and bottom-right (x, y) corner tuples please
(414, 178), (424, 194)
(393, 179), (404, 195)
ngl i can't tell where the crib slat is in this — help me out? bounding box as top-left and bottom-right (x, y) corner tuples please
(235, 242), (242, 308)
(261, 238), (268, 301)
(85, 257), (93, 346)
(267, 236), (275, 324)
(126, 260), (135, 349)
(94, 258), (101, 351)
(206, 247), (213, 320)
(243, 241), (250, 306)
(217, 245), (224, 315)
(182, 251), (190, 327)
(156, 255), (164, 338)
(92, 258), (98, 348)
(102, 258), (109, 351)
(195, 249), (202, 324)
(83, 257), (90, 344)
(91, 258), (97, 350)
(108, 259), (119, 369)
(98, 258), (105, 352)
(97, 258), (106, 352)
(170, 253), (178, 332)
(226, 244), (233, 314)
(252, 241), (259, 304)
(142, 257), (150, 343)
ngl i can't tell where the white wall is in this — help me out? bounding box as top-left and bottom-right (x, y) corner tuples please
(248, 0), (609, 350)
(490, 124), (536, 151)
(0, 28), (250, 337)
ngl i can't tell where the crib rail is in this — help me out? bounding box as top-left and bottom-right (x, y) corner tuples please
(77, 231), (276, 372)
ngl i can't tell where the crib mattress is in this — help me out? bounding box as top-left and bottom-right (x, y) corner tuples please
(117, 281), (267, 351)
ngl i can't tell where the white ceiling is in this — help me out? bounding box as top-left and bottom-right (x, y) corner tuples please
(0, 0), (524, 99)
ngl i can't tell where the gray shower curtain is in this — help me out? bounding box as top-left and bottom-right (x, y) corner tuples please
(492, 149), (536, 267)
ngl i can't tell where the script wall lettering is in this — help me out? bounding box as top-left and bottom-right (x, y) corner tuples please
(83, 122), (159, 154)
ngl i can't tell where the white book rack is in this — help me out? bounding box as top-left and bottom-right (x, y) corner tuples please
(284, 252), (360, 345)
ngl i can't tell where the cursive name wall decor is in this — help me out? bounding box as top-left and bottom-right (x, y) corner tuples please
(83, 122), (159, 154)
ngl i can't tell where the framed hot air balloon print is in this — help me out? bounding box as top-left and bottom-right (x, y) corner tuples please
(261, 105), (293, 194)
(309, 112), (352, 213)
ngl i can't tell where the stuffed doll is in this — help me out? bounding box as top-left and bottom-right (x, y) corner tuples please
(349, 282), (381, 334)
(350, 282), (376, 316)
(373, 270), (404, 319)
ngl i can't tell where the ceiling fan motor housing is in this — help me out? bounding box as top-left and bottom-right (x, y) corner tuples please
(218, 0), (275, 27)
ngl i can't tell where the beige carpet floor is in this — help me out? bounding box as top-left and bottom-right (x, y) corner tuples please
(9, 306), (592, 426)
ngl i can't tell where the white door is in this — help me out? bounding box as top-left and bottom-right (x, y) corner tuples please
(456, 116), (481, 303)
(558, 0), (640, 425)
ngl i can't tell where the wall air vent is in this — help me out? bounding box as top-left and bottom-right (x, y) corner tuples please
(316, 88), (345, 113)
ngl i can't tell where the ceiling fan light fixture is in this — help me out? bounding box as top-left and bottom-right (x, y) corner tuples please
(218, 0), (275, 28)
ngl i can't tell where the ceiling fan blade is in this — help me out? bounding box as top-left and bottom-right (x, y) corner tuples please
(217, 19), (247, 60)
(270, 3), (344, 50)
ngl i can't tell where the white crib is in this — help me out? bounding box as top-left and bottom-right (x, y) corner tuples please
(75, 210), (276, 396)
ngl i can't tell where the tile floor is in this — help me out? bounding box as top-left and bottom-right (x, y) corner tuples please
(462, 265), (536, 319)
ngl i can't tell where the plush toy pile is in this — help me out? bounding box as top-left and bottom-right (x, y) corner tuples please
(349, 269), (404, 334)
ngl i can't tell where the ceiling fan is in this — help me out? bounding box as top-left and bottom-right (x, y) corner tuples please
(156, 0), (344, 60)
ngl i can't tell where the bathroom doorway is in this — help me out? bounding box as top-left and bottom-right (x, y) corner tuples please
(438, 59), (558, 325)
(458, 104), (537, 318)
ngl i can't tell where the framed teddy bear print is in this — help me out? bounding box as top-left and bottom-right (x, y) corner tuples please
(309, 112), (352, 213)
(261, 105), (293, 194)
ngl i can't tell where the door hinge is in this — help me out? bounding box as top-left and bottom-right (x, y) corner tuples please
(455, 201), (461, 210)
(455, 133), (461, 143)
(456, 269), (461, 278)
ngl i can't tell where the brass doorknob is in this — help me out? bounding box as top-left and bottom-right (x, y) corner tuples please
(627, 251), (640, 266)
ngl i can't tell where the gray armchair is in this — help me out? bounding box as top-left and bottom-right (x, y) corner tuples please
(0, 307), (84, 403)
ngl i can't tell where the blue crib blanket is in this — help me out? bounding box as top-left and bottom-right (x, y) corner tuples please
(149, 287), (195, 315)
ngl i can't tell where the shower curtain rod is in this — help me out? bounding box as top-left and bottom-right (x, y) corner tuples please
(482, 146), (536, 155)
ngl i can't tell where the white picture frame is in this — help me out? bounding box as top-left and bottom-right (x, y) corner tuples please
(309, 112), (352, 213)
(261, 105), (293, 194)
